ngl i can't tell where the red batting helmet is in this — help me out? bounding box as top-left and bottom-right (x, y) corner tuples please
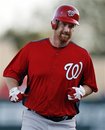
(51, 5), (80, 29)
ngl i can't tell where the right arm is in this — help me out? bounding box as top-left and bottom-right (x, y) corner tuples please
(5, 77), (19, 90)
(3, 44), (29, 102)
(5, 77), (26, 102)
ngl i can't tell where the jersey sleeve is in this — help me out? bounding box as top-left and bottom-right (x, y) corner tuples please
(82, 52), (98, 92)
(3, 44), (29, 85)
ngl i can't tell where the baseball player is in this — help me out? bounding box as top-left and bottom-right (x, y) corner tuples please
(3, 4), (98, 130)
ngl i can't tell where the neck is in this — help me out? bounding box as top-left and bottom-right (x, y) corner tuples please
(49, 35), (70, 48)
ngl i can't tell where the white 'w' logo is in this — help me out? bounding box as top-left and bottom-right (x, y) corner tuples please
(64, 62), (83, 80)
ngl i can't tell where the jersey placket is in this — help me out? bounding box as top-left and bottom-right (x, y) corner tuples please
(49, 49), (60, 85)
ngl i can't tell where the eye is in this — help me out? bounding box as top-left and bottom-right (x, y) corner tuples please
(69, 24), (75, 28)
(63, 23), (67, 26)
(61, 22), (75, 28)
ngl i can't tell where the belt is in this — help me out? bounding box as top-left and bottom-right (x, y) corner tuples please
(28, 109), (74, 122)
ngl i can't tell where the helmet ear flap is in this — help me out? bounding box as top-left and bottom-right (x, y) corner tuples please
(51, 20), (58, 30)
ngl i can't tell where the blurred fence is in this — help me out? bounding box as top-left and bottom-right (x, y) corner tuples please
(0, 99), (105, 130)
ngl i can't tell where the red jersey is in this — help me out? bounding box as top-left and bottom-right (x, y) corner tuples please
(3, 38), (98, 116)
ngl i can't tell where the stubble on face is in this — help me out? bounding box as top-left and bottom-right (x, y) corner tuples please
(57, 22), (73, 44)
(59, 31), (71, 43)
(51, 21), (74, 48)
(59, 28), (71, 44)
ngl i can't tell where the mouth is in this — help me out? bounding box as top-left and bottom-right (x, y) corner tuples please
(61, 33), (69, 39)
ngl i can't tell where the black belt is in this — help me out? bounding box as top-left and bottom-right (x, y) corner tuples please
(28, 109), (74, 122)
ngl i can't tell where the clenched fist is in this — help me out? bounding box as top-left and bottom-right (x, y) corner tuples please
(67, 85), (86, 102)
(9, 87), (27, 102)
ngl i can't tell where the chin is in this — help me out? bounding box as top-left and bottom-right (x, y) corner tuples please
(60, 38), (70, 43)
(60, 35), (70, 42)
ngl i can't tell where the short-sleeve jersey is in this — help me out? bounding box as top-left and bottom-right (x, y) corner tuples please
(3, 38), (98, 116)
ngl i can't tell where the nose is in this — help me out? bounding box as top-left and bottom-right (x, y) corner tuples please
(63, 25), (70, 33)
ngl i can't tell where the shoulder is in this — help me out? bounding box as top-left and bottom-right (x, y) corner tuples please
(18, 38), (49, 56)
(70, 41), (90, 56)
(22, 38), (49, 50)
(27, 38), (49, 47)
(31, 38), (49, 43)
(69, 41), (92, 63)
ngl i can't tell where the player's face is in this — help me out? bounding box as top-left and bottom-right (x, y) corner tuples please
(56, 21), (75, 43)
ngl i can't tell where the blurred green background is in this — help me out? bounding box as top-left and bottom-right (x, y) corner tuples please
(0, 0), (105, 130)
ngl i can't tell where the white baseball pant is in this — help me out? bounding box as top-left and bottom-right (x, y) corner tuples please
(21, 109), (76, 130)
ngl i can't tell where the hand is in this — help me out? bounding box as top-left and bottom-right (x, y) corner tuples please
(9, 87), (27, 102)
(67, 85), (86, 102)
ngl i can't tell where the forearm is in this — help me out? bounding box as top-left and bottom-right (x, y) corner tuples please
(4, 77), (19, 90)
(83, 85), (93, 97)
(4, 77), (27, 102)
(67, 84), (93, 102)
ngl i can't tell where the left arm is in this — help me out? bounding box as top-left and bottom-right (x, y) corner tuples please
(82, 85), (93, 97)
(67, 85), (93, 101)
